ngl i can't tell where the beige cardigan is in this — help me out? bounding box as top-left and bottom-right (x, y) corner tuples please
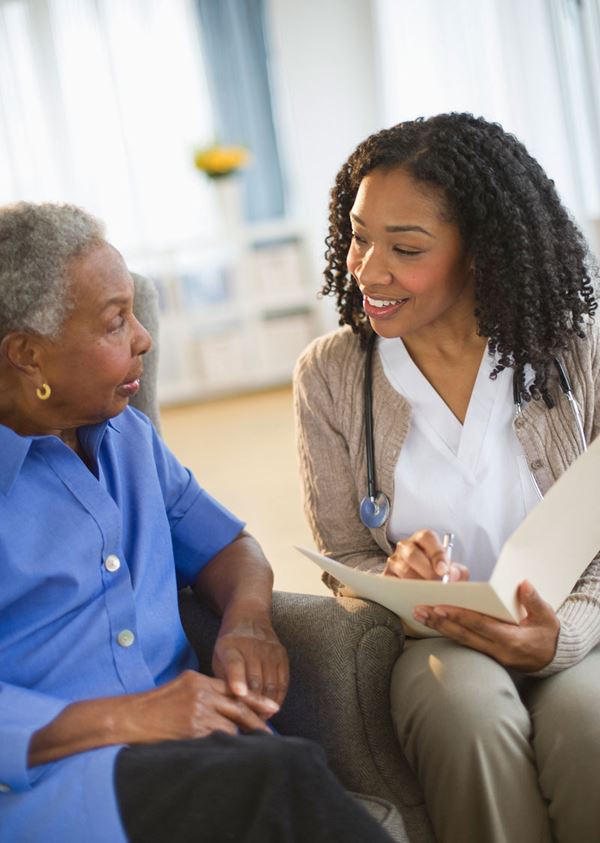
(293, 324), (600, 676)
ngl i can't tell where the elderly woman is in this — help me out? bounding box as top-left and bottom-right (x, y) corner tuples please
(0, 203), (393, 843)
(294, 114), (600, 843)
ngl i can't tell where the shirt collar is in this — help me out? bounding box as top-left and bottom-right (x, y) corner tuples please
(0, 416), (121, 497)
(78, 417), (120, 462)
(0, 424), (33, 496)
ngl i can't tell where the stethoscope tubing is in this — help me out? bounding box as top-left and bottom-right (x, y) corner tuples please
(363, 332), (378, 502)
(359, 336), (587, 528)
(359, 333), (390, 528)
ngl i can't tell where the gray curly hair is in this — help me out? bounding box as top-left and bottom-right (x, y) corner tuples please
(0, 202), (106, 341)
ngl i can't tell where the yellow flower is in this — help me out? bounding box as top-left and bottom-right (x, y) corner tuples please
(194, 144), (250, 178)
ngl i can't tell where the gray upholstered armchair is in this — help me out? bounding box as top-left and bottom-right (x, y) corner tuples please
(130, 274), (435, 843)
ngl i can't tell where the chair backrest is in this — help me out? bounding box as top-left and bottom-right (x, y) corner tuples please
(130, 273), (161, 432)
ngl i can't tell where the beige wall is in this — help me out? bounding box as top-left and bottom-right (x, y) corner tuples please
(162, 387), (329, 596)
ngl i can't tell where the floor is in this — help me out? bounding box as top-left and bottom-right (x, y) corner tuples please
(161, 386), (329, 596)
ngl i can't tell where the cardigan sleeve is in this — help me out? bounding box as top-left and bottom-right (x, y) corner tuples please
(293, 341), (387, 592)
(534, 555), (600, 676)
(533, 324), (600, 676)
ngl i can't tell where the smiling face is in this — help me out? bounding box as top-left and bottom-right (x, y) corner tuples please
(347, 166), (476, 341)
(35, 241), (151, 429)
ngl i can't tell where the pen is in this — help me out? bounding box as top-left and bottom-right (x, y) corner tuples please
(441, 532), (454, 583)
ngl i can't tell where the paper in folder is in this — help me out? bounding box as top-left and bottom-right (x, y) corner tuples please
(296, 434), (600, 637)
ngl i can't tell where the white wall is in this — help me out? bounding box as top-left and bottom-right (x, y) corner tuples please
(267, 0), (382, 328)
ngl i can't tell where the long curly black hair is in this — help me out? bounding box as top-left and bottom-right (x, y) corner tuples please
(323, 112), (597, 403)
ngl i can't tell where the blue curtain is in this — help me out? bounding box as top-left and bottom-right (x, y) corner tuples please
(196, 0), (286, 222)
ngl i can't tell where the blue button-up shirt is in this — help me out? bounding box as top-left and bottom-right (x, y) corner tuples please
(0, 407), (244, 842)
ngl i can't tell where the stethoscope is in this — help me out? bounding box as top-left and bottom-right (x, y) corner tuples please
(359, 332), (588, 529)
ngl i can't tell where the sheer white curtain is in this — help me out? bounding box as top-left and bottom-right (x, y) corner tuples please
(373, 0), (600, 250)
(0, 0), (218, 255)
(549, 0), (600, 229)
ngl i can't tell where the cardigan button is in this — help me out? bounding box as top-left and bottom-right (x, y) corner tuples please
(0, 784), (11, 793)
(530, 459), (544, 471)
(514, 417), (525, 429)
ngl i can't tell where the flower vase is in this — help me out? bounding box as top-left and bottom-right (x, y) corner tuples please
(213, 176), (243, 234)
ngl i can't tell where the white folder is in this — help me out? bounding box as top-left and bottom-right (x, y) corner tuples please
(296, 434), (600, 637)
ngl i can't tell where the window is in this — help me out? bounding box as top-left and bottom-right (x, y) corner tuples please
(0, 0), (219, 255)
(549, 0), (600, 224)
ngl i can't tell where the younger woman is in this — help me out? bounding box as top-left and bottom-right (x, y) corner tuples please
(294, 113), (600, 843)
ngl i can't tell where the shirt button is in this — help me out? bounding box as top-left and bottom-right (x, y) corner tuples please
(530, 459), (544, 471)
(117, 629), (135, 648)
(104, 554), (121, 573)
(0, 784), (11, 793)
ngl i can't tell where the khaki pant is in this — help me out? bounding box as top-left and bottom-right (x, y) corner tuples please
(390, 639), (600, 843)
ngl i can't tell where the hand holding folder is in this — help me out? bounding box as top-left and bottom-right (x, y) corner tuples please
(297, 434), (600, 638)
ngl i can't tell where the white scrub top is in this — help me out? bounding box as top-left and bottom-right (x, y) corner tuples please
(378, 338), (540, 581)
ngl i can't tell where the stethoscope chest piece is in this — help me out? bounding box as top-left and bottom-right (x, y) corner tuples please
(359, 492), (391, 529)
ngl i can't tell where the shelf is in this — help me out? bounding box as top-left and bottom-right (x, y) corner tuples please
(131, 219), (320, 406)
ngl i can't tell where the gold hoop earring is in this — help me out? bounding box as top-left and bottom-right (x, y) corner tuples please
(36, 383), (52, 401)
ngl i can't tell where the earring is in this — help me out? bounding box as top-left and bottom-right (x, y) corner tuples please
(36, 383), (52, 401)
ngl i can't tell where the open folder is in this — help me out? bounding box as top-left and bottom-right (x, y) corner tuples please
(296, 434), (600, 637)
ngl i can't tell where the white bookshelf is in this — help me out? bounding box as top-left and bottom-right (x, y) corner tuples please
(130, 218), (321, 406)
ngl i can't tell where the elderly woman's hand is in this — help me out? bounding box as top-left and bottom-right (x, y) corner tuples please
(384, 529), (469, 581)
(413, 580), (560, 672)
(212, 604), (289, 710)
(28, 670), (278, 767)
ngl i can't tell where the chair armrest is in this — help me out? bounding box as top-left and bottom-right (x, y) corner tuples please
(178, 588), (424, 811)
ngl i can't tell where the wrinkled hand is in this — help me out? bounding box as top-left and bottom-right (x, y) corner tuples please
(213, 611), (289, 709)
(28, 669), (281, 767)
(117, 669), (276, 743)
(384, 529), (469, 582)
(413, 580), (560, 672)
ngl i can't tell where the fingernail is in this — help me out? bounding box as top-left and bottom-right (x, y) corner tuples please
(263, 699), (280, 712)
(232, 681), (248, 696)
(413, 609), (429, 623)
(433, 607), (447, 618)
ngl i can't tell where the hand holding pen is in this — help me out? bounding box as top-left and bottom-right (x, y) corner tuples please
(384, 529), (468, 580)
